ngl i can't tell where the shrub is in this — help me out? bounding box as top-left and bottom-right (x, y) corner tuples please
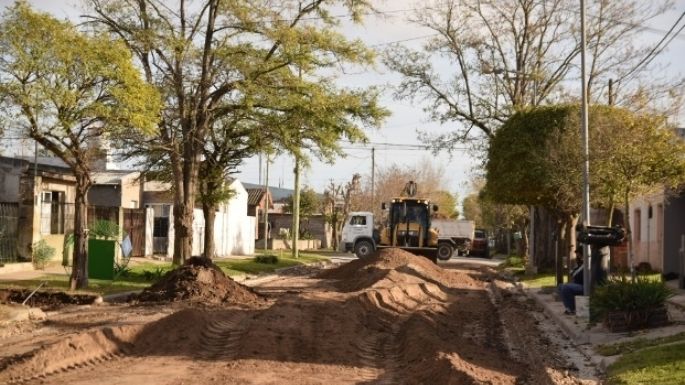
(89, 220), (122, 240)
(591, 275), (674, 330)
(32, 239), (55, 269)
(254, 255), (279, 264)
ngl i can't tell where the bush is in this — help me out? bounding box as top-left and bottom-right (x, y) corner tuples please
(254, 255), (279, 264)
(591, 275), (674, 330)
(89, 220), (122, 240)
(32, 239), (55, 269)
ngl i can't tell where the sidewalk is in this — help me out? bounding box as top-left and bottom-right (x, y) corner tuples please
(521, 281), (685, 370)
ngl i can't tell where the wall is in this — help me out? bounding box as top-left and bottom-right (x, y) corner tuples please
(629, 191), (665, 271)
(0, 159), (23, 202)
(145, 179), (255, 257)
(268, 213), (330, 249)
(88, 185), (120, 207)
(663, 191), (685, 275)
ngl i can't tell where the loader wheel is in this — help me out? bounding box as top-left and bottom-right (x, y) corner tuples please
(354, 240), (374, 258)
(436, 243), (454, 261)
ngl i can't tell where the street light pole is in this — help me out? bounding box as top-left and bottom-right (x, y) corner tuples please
(580, 0), (592, 296)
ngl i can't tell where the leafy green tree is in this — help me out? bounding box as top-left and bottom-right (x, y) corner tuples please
(85, 0), (386, 263)
(0, 2), (159, 289)
(431, 190), (459, 219)
(485, 105), (685, 270)
(284, 187), (320, 218)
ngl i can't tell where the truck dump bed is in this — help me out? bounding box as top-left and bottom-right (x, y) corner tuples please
(432, 219), (475, 240)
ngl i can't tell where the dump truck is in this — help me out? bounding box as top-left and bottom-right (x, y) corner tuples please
(341, 182), (473, 263)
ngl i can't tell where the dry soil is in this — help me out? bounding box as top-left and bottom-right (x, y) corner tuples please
(0, 249), (596, 385)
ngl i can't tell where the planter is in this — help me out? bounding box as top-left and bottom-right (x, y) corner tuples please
(604, 306), (670, 332)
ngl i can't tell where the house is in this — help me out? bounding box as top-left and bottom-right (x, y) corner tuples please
(0, 153), (256, 264)
(627, 128), (685, 276)
(246, 188), (273, 240)
(628, 188), (685, 275)
(242, 182), (332, 249)
(0, 156), (76, 262)
(143, 178), (256, 257)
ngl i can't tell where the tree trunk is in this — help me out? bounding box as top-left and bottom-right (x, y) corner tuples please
(566, 214), (579, 281)
(70, 173), (90, 290)
(555, 218), (565, 286)
(203, 201), (216, 259)
(171, 152), (185, 266)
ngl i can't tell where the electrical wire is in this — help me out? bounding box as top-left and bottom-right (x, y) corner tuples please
(616, 10), (685, 84)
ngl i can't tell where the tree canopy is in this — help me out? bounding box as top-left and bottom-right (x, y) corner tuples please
(0, 1), (160, 289)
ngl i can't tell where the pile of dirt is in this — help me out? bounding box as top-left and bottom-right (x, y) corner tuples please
(0, 289), (100, 311)
(136, 257), (263, 305)
(319, 248), (478, 291)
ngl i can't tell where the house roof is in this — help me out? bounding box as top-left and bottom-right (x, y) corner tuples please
(243, 182), (293, 202)
(246, 188), (265, 206)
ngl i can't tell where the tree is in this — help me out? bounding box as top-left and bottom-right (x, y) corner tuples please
(323, 174), (361, 251)
(384, 0), (679, 147)
(0, 2), (159, 289)
(585, 112), (685, 276)
(360, 158), (454, 218)
(284, 187), (320, 217)
(485, 105), (685, 270)
(86, 0), (386, 264)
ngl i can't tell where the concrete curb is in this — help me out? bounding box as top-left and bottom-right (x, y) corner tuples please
(516, 283), (591, 344)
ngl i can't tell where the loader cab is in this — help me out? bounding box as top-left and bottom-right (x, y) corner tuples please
(384, 198), (435, 248)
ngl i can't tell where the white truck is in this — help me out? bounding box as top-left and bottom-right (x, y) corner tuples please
(341, 210), (475, 260)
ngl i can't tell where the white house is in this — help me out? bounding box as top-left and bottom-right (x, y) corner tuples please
(143, 178), (255, 257)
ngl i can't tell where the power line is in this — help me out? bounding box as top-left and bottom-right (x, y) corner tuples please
(616, 10), (685, 84)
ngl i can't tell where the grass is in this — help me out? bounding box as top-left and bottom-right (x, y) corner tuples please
(605, 341), (685, 385)
(596, 332), (685, 356)
(0, 252), (329, 296)
(519, 272), (556, 288)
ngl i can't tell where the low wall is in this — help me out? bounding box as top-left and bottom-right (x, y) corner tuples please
(264, 239), (321, 251)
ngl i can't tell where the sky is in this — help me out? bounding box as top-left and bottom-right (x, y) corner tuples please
(2, 0), (685, 203)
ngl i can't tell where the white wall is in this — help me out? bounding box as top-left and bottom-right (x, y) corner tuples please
(147, 179), (255, 258)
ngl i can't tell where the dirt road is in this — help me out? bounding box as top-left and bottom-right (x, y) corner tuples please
(0, 250), (597, 384)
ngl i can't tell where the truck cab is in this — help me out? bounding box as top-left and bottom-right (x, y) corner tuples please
(341, 211), (375, 255)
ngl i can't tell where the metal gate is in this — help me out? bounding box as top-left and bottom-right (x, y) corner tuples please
(0, 202), (19, 264)
(123, 208), (146, 257)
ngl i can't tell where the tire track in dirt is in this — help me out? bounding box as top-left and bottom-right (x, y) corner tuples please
(1, 326), (138, 385)
(198, 315), (249, 360)
(354, 281), (453, 384)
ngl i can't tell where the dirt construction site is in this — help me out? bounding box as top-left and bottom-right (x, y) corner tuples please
(0, 250), (599, 385)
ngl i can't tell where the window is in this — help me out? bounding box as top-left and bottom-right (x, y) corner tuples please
(40, 191), (65, 234)
(350, 215), (366, 226)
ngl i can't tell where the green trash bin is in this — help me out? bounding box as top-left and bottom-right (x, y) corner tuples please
(88, 239), (115, 280)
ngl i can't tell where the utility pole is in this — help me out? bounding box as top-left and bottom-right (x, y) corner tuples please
(608, 78), (614, 106)
(258, 153), (262, 185)
(580, 0), (592, 296)
(263, 156), (270, 250)
(292, 157), (300, 258)
(371, 147), (375, 211)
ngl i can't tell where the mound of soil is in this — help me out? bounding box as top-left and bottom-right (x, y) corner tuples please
(319, 248), (474, 291)
(0, 289), (100, 311)
(136, 257), (263, 305)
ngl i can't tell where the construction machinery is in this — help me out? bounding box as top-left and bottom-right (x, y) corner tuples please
(341, 181), (472, 263)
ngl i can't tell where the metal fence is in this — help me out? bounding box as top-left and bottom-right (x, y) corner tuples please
(0, 202), (19, 264)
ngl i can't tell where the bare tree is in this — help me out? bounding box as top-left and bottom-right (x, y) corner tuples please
(385, 0), (678, 146)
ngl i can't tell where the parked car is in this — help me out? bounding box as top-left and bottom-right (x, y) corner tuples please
(470, 228), (490, 258)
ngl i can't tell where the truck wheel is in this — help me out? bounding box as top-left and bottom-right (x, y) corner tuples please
(436, 243), (454, 261)
(354, 240), (374, 258)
